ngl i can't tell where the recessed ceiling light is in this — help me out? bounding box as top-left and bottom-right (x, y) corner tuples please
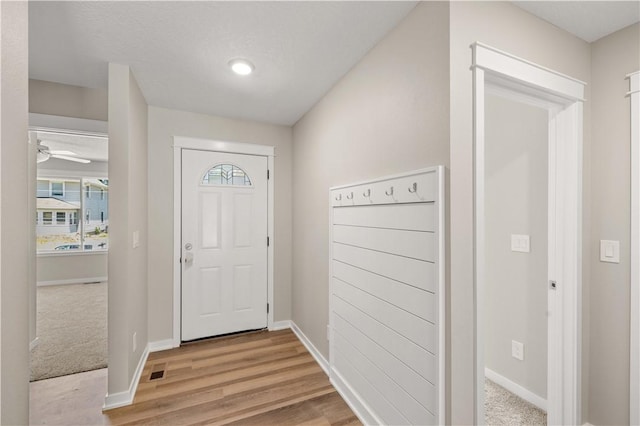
(229, 58), (254, 76)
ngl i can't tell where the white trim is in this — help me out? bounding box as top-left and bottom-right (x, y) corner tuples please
(484, 368), (547, 412)
(172, 137), (275, 346)
(103, 343), (149, 410)
(37, 276), (107, 287)
(269, 320), (292, 331)
(330, 368), (384, 426)
(472, 43), (584, 426)
(37, 251), (108, 258)
(29, 113), (108, 135)
(148, 339), (176, 353)
(173, 136), (274, 157)
(30, 337), (40, 352)
(472, 42), (585, 102)
(290, 321), (329, 376)
(629, 70), (640, 426)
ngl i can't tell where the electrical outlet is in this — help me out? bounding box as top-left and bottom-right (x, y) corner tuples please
(512, 340), (524, 361)
(133, 332), (137, 353)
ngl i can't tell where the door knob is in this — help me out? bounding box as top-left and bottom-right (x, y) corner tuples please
(184, 252), (194, 264)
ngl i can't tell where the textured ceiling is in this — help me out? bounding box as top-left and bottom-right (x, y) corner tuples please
(29, 2), (639, 127)
(29, 1), (417, 126)
(513, 1), (639, 42)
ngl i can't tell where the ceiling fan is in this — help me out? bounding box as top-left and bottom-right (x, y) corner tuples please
(36, 140), (91, 164)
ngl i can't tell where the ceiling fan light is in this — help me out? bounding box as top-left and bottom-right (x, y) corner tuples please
(229, 58), (254, 76)
(37, 151), (50, 163)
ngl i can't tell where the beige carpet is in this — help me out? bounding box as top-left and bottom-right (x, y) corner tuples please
(30, 282), (107, 382)
(485, 378), (547, 425)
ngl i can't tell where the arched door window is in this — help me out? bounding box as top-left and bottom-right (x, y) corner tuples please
(202, 164), (252, 186)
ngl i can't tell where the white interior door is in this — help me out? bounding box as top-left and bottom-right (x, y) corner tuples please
(181, 149), (268, 341)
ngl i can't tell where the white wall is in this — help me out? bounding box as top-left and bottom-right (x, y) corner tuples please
(589, 23), (640, 425)
(146, 106), (293, 343)
(107, 63), (149, 397)
(0, 1), (30, 423)
(292, 0), (449, 380)
(484, 94), (548, 399)
(448, 3), (592, 422)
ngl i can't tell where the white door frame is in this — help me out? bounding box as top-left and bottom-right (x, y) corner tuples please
(172, 136), (275, 347)
(472, 43), (586, 426)
(629, 70), (640, 426)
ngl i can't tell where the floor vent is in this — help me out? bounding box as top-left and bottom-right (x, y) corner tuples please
(149, 370), (164, 381)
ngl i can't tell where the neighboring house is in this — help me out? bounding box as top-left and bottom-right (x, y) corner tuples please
(36, 178), (109, 249)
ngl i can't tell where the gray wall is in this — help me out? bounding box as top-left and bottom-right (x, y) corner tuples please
(484, 94), (548, 399)
(589, 22), (640, 425)
(0, 1), (30, 423)
(146, 106), (293, 343)
(29, 79), (108, 121)
(292, 0), (449, 369)
(107, 63), (149, 396)
(448, 3), (592, 422)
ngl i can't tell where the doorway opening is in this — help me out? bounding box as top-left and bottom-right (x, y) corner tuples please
(472, 43), (586, 425)
(29, 122), (109, 382)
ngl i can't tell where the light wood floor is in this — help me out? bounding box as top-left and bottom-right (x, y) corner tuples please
(30, 329), (360, 425)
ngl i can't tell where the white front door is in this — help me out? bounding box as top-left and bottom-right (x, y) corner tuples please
(181, 149), (268, 341)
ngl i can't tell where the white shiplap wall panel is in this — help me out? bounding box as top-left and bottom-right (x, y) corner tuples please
(333, 224), (435, 261)
(333, 203), (436, 231)
(333, 297), (437, 383)
(333, 260), (435, 322)
(329, 166), (445, 426)
(333, 243), (436, 292)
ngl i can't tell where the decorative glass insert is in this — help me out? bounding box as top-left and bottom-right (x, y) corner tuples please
(202, 164), (252, 186)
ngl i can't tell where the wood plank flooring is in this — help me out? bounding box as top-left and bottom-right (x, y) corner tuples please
(31, 329), (360, 425)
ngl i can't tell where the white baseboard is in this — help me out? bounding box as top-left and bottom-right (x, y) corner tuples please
(583, 423), (594, 426)
(37, 276), (108, 287)
(330, 368), (382, 426)
(485, 367), (547, 412)
(290, 321), (329, 375)
(148, 339), (176, 353)
(103, 344), (149, 410)
(269, 320), (292, 331)
(30, 337), (40, 351)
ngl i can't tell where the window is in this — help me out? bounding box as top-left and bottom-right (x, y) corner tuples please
(51, 182), (64, 197)
(56, 212), (66, 225)
(202, 164), (252, 186)
(36, 177), (108, 253)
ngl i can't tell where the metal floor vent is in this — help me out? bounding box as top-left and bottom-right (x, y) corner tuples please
(149, 370), (165, 381)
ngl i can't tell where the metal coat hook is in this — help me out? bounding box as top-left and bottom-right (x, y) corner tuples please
(335, 194), (342, 201)
(408, 182), (418, 193)
(385, 186), (394, 196)
(363, 189), (371, 198)
(346, 192), (354, 200)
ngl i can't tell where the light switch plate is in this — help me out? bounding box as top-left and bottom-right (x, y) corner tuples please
(133, 230), (140, 249)
(511, 234), (530, 253)
(600, 240), (620, 263)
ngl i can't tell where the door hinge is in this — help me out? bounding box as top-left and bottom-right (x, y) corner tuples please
(267, 303), (270, 314)
(267, 236), (270, 247)
(179, 257), (182, 264)
(267, 169), (270, 180)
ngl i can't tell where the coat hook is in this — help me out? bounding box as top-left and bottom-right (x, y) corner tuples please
(346, 192), (354, 200)
(363, 189), (371, 198)
(335, 194), (342, 201)
(385, 186), (394, 196)
(408, 182), (417, 193)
